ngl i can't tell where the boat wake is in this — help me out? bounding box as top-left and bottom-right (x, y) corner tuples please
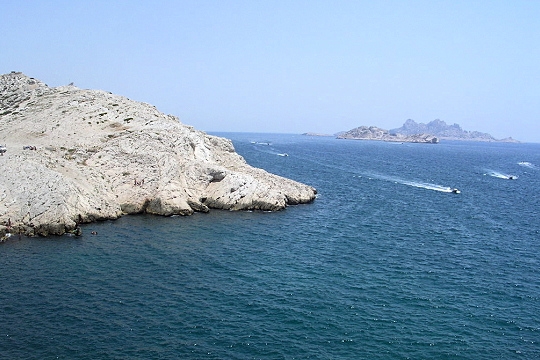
(296, 154), (460, 193)
(401, 181), (458, 193)
(518, 161), (538, 170)
(250, 143), (288, 157)
(368, 173), (459, 193)
(485, 170), (518, 180)
(250, 141), (272, 146)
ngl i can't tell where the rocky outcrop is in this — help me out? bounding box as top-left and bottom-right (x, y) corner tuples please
(337, 126), (439, 143)
(0, 72), (316, 237)
(390, 119), (519, 142)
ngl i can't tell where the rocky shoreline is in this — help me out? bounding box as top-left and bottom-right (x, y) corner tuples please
(0, 72), (316, 238)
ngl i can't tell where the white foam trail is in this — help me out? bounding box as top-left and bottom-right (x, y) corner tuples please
(367, 173), (456, 193)
(401, 180), (455, 192)
(251, 146), (290, 157)
(518, 162), (538, 170)
(485, 170), (518, 179)
(488, 171), (509, 179)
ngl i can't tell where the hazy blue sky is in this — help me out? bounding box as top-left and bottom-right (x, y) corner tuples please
(1, 1), (539, 142)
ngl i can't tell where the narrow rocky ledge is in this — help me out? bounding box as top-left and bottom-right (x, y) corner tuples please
(0, 72), (316, 237)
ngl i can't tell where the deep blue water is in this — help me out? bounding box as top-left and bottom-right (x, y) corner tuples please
(1, 133), (539, 359)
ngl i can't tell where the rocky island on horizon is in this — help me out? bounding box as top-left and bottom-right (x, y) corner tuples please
(0, 72), (316, 238)
(304, 119), (518, 143)
(390, 119), (519, 143)
(337, 126), (439, 143)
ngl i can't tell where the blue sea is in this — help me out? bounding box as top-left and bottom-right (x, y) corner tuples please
(1, 133), (539, 359)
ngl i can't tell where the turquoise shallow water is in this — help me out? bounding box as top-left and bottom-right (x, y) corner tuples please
(1, 133), (540, 359)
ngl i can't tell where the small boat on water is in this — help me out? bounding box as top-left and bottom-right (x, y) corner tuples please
(451, 188), (461, 194)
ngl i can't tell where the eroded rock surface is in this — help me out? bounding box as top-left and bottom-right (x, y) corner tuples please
(0, 72), (316, 236)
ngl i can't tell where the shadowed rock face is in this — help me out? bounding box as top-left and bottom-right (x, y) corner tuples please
(0, 72), (316, 237)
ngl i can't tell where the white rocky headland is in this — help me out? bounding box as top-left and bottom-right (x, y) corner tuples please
(0, 72), (316, 237)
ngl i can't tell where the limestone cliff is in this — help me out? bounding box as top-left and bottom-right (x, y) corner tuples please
(0, 72), (316, 237)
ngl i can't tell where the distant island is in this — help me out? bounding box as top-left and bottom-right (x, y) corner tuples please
(337, 126), (439, 143)
(304, 119), (518, 143)
(390, 119), (519, 143)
